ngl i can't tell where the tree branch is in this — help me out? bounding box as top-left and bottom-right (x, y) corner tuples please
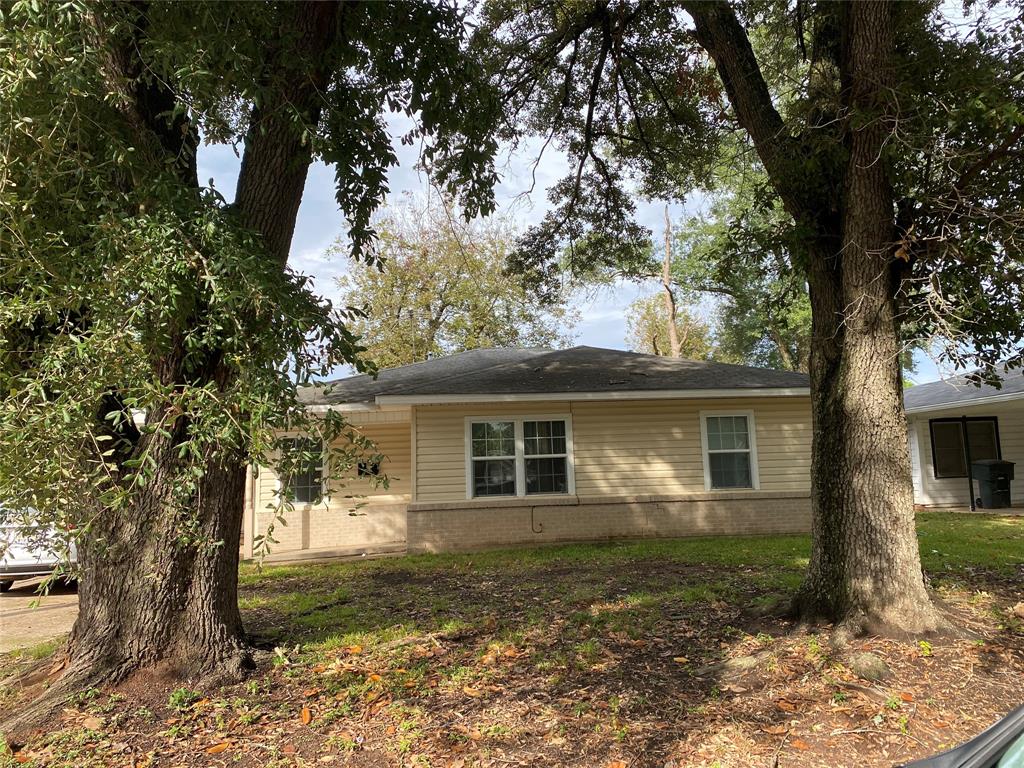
(953, 123), (1024, 195)
(682, 1), (811, 221)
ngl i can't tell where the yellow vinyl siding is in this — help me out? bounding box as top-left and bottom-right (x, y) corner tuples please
(255, 416), (412, 507)
(413, 397), (812, 502)
(250, 414), (412, 554)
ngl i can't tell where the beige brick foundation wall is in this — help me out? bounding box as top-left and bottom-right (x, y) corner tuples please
(253, 501), (408, 555)
(406, 491), (811, 553)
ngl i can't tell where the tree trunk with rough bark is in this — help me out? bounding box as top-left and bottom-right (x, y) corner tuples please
(688, 0), (945, 635)
(68, 433), (250, 686)
(794, 1), (942, 636)
(1, 1), (341, 737)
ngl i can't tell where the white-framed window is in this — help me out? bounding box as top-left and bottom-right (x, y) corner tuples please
(279, 436), (325, 504)
(465, 415), (574, 498)
(699, 411), (760, 490)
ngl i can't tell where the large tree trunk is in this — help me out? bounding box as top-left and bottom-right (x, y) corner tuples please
(68, 434), (249, 685)
(794, 1), (943, 636)
(1, 2), (340, 737)
(688, 0), (944, 635)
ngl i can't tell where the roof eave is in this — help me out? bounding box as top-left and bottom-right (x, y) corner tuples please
(305, 402), (393, 413)
(904, 389), (1024, 415)
(374, 387), (810, 406)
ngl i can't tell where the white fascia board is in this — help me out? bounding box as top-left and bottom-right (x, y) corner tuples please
(307, 403), (385, 415)
(375, 387), (810, 405)
(904, 390), (1024, 415)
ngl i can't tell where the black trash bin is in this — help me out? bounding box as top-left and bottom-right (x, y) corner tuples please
(972, 459), (1015, 509)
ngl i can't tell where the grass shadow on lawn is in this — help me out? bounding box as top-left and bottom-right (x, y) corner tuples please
(229, 511), (1024, 766)
(3, 511), (1021, 767)
(238, 511), (1023, 653)
(238, 533), (813, 652)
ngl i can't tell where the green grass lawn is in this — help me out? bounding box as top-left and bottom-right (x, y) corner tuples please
(238, 510), (1023, 656)
(5, 511), (1023, 768)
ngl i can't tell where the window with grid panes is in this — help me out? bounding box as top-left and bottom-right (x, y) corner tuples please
(470, 421), (517, 496)
(466, 417), (572, 497)
(703, 415), (754, 489)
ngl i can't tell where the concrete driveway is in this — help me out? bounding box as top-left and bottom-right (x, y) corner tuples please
(0, 578), (78, 653)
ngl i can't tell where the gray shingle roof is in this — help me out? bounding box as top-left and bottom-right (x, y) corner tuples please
(299, 348), (552, 405)
(299, 346), (810, 406)
(903, 368), (1024, 412)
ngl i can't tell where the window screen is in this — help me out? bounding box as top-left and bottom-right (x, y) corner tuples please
(930, 418), (999, 478)
(704, 415), (754, 489)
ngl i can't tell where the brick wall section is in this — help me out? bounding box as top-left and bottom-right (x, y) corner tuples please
(254, 502), (408, 554)
(244, 411), (412, 558)
(406, 492), (811, 553)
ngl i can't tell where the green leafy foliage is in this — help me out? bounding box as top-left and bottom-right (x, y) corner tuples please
(483, 1), (1024, 378)
(671, 182), (813, 371)
(336, 196), (578, 369)
(0, 1), (500, 556)
(623, 294), (713, 360)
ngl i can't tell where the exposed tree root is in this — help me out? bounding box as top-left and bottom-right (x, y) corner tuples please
(789, 589), (961, 649)
(0, 643), (253, 742)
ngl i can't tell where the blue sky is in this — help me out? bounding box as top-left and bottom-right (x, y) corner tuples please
(197, 126), (946, 384)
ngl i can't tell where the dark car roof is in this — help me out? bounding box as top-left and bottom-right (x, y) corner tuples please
(299, 346), (810, 405)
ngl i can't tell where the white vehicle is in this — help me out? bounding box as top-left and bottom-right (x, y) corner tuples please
(0, 522), (78, 593)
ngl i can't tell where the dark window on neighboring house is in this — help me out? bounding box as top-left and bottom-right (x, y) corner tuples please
(358, 461), (380, 477)
(929, 418), (1000, 478)
(281, 437), (323, 503)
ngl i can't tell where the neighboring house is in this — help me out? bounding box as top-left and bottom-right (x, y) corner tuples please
(905, 370), (1024, 509)
(241, 346), (813, 558)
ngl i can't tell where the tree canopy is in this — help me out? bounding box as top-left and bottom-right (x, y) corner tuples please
(623, 293), (713, 359)
(336, 197), (577, 369)
(485, 0), (1024, 377)
(482, 0), (1024, 633)
(1, 0), (500, 526)
(0, 0), (504, 722)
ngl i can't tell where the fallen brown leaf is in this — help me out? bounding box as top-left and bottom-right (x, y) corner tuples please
(206, 742), (231, 755)
(301, 707), (312, 725)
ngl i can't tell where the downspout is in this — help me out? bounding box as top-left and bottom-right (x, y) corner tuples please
(962, 415), (975, 511)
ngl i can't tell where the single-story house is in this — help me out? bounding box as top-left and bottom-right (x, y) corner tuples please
(905, 369), (1024, 509)
(241, 346), (814, 557)
(240, 347), (1023, 559)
